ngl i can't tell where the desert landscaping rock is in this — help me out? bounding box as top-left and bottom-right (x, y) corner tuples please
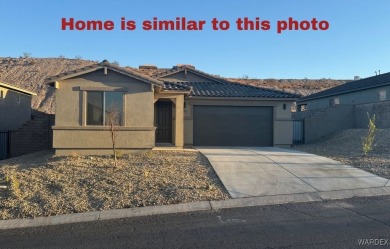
(0, 150), (229, 220)
(295, 128), (390, 179)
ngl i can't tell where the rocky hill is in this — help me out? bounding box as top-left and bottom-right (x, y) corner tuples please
(228, 78), (348, 97)
(0, 57), (349, 114)
(0, 57), (96, 113)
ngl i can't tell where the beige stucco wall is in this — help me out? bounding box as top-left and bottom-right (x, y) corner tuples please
(0, 87), (32, 131)
(53, 128), (154, 148)
(183, 98), (294, 147)
(53, 69), (155, 155)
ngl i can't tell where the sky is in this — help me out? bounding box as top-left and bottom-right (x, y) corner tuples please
(0, 0), (389, 79)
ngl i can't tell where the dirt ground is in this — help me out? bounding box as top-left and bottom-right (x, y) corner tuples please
(0, 150), (229, 220)
(295, 129), (390, 179)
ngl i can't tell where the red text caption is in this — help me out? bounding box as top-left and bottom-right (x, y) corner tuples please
(61, 17), (330, 34)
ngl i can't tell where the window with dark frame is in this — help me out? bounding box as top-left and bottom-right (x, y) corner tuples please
(86, 91), (123, 126)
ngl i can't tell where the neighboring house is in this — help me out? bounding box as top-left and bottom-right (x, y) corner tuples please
(295, 72), (390, 143)
(0, 82), (36, 131)
(296, 73), (390, 111)
(46, 60), (298, 155)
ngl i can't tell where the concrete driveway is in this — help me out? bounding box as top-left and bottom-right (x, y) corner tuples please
(197, 147), (390, 198)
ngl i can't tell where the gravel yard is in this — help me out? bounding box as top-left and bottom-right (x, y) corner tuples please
(295, 129), (390, 179)
(0, 150), (229, 220)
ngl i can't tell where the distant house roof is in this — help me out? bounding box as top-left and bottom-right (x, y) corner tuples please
(298, 72), (390, 103)
(0, 82), (36, 96)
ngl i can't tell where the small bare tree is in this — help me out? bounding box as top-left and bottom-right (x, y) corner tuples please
(106, 103), (121, 167)
(240, 74), (249, 80)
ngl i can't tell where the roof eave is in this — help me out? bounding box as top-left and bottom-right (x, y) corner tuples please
(188, 96), (298, 101)
(161, 90), (192, 95)
(0, 82), (37, 96)
(45, 62), (164, 87)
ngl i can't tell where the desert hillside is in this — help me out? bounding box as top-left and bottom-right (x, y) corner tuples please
(0, 57), (349, 114)
(228, 78), (348, 97)
(0, 57), (96, 113)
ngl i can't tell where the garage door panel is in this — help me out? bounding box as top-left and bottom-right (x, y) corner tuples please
(193, 106), (273, 146)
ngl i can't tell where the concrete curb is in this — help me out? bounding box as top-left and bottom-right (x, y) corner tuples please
(1, 187), (389, 230)
(99, 201), (211, 221)
(210, 192), (321, 209)
(317, 186), (390, 200)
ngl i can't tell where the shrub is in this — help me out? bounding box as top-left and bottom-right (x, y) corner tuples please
(9, 175), (21, 198)
(115, 150), (125, 158)
(22, 52), (31, 58)
(362, 113), (376, 155)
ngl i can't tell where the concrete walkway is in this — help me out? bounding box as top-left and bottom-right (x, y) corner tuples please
(196, 147), (390, 198)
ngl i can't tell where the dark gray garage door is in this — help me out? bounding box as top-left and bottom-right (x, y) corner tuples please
(193, 105), (273, 146)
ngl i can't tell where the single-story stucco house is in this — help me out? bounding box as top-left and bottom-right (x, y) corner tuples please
(0, 82), (36, 131)
(46, 60), (298, 155)
(297, 72), (390, 111)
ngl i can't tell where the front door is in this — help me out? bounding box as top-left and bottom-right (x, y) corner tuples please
(155, 101), (172, 143)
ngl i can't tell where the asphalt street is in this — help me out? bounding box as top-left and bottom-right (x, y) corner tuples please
(1, 195), (389, 249)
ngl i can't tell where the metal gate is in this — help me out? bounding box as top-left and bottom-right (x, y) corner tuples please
(0, 131), (9, 160)
(293, 120), (304, 144)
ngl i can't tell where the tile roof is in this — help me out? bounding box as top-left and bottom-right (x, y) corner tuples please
(46, 60), (297, 99)
(165, 81), (298, 98)
(298, 72), (390, 102)
(163, 82), (192, 91)
(157, 66), (297, 98)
